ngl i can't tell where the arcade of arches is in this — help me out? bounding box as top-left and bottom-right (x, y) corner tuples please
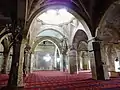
(1, 0), (120, 89)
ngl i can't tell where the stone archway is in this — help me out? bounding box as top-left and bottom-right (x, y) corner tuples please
(26, 0), (91, 34)
(37, 25), (66, 37)
(0, 32), (13, 74)
(72, 29), (88, 48)
(31, 36), (62, 53)
(96, 0), (120, 42)
(77, 41), (90, 71)
(25, 0), (92, 41)
(0, 33), (12, 43)
(25, 1), (93, 74)
(96, 0), (120, 78)
(30, 36), (62, 71)
(23, 0), (95, 77)
(68, 29), (89, 74)
(29, 24), (66, 45)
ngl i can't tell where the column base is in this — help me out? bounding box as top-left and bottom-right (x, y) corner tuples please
(103, 65), (110, 80)
(83, 65), (88, 70)
(69, 65), (77, 74)
(109, 71), (119, 77)
(1, 86), (24, 90)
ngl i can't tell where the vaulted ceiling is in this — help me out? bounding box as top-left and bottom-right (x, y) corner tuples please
(0, 0), (118, 36)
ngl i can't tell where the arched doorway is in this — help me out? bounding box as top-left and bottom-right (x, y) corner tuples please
(32, 40), (61, 71)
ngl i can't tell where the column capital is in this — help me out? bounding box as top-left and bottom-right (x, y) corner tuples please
(68, 44), (77, 51)
(24, 44), (31, 53)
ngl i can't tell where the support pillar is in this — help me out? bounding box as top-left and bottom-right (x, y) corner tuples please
(92, 42), (105, 80)
(77, 52), (80, 71)
(88, 40), (109, 80)
(80, 56), (83, 70)
(100, 44), (109, 79)
(60, 54), (63, 71)
(60, 52), (67, 72)
(107, 45), (118, 77)
(30, 53), (34, 72)
(63, 54), (67, 72)
(88, 40), (97, 79)
(82, 51), (89, 70)
(1, 38), (11, 74)
(54, 47), (57, 69)
(24, 44), (31, 74)
(2, 0), (27, 89)
(1, 51), (9, 74)
(68, 49), (77, 74)
(28, 52), (32, 73)
(7, 39), (25, 89)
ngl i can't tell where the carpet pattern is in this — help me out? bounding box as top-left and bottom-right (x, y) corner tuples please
(0, 71), (120, 90)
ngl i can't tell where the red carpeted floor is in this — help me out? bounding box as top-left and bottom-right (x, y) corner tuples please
(1, 70), (120, 90)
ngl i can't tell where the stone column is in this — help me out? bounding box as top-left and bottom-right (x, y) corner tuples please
(107, 45), (118, 77)
(68, 48), (77, 74)
(63, 53), (67, 72)
(79, 55), (83, 70)
(7, 32), (26, 89)
(60, 37), (68, 71)
(54, 47), (57, 69)
(92, 42), (105, 80)
(107, 49), (115, 72)
(88, 40), (97, 79)
(30, 53), (34, 72)
(60, 52), (67, 72)
(2, 0), (27, 89)
(0, 52), (4, 72)
(28, 52), (32, 73)
(26, 53), (30, 73)
(1, 50), (9, 74)
(100, 44), (109, 79)
(1, 38), (12, 74)
(24, 52), (27, 74)
(17, 40), (26, 87)
(24, 52), (30, 73)
(24, 44), (31, 73)
(60, 54), (63, 71)
(7, 52), (12, 72)
(82, 51), (89, 70)
(77, 52), (80, 71)
(88, 40), (109, 80)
